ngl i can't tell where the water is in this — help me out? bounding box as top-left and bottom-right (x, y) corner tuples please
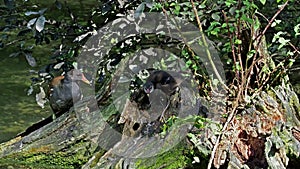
(0, 0), (98, 143)
(0, 49), (52, 143)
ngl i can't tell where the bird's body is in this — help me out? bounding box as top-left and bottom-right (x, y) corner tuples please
(143, 70), (181, 121)
(143, 70), (179, 95)
(48, 69), (90, 115)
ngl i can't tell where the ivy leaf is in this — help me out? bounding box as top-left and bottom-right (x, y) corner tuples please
(174, 5), (181, 15)
(134, 2), (145, 18)
(212, 13), (220, 21)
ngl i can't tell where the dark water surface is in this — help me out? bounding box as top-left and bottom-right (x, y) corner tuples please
(0, 0), (98, 143)
(0, 49), (52, 143)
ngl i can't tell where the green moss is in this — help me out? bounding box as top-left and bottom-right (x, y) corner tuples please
(135, 142), (190, 169)
(0, 150), (89, 169)
(90, 149), (107, 168)
(0, 140), (92, 169)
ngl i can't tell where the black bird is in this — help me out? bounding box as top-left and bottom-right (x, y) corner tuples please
(143, 70), (179, 95)
(143, 70), (181, 121)
(48, 69), (90, 117)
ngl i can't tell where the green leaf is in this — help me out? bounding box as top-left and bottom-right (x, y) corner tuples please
(272, 31), (284, 43)
(247, 50), (255, 59)
(25, 11), (40, 16)
(24, 52), (37, 67)
(134, 2), (145, 18)
(241, 14), (253, 24)
(278, 37), (290, 49)
(35, 16), (45, 32)
(254, 17), (260, 31)
(211, 27), (220, 36)
(186, 60), (192, 67)
(234, 39), (242, 45)
(229, 7), (236, 15)
(294, 24), (300, 37)
(221, 23), (228, 28)
(160, 58), (167, 69)
(271, 19), (281, 27)
(198, 4), (206, 9)
(260, 0), (266, 5)
(288, 59), (295, 67)
(174, 5), (181, 15)
(235, 62), (241, 71)
(212, 13), (220, 21)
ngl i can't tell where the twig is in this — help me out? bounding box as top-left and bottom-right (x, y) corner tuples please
(190, 0), (229, 91)
(236, 0), (245, 88)
(245, 0), (289, 93)
(207, 105), (238, 169)
(222, 10), (238, 79)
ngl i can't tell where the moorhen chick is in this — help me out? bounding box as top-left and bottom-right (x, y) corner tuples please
(143, 70), (179, 95)
(48, 69), (90, 116)
(143, 70), (181, 121)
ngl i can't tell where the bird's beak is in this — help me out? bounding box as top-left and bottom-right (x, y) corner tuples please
(81, 74), (91, 85)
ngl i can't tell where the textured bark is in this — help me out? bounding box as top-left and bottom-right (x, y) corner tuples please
(0, 82), (299, 169)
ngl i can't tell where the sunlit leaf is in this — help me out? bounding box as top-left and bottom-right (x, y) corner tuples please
(24, 52), (37, 67)
(25, 11), (39, 16)
(36, 87), (46, 108)
(212, 13), (220, 21)
(235, 39), (242, 44)
(260, 0), (266, 5)
(53, 62), (64, 69)
(294, 24), (300, 37)
(27, 18), (37, 29)
(272, 31), (284, 43)
(174, 5), (181, 15)
(27, 86), (33, 96)
(235, 62), (241, 71)
(288, 59), (295, 67)
(199, 4), (206, 9)
(278, 37), (289, 49)
(35, 15), (45, 32)
(134, 2), (145, 18)
(271, 19), (281, 27)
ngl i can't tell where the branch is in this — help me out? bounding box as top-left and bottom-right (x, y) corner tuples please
(190, 0), (229, 92)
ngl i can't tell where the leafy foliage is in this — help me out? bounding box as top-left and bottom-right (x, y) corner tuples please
(1, 0), (300, 168)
